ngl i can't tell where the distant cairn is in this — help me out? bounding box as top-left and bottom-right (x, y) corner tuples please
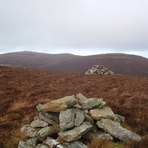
(85, 65), (114, 75)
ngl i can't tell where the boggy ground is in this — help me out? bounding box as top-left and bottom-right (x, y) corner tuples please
(0, 66), (148, 148)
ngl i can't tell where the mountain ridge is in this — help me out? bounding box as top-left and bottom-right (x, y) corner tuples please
(0, 51), (148, 77)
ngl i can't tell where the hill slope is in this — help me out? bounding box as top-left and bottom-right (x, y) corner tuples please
(0, 66), (147, 148)
(0, 51), (148, 77)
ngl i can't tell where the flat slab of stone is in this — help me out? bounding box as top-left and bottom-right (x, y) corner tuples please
(38, 125), (60, 138)
(90, 107), (116, 120)
(30, 119), (48, 128)
(61, 141), (88, 148)
(96, 119), (141, 141)
(39, 112), (59, 124)
(76, 94), (106, 109)
(18, 141), (33, 148)
(36, 95), (77, 112)
(35, 144), (49, 148)
(58, 121), (92, 142)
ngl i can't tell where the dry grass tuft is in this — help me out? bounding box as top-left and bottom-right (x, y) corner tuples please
(8, 99), (31, 111)
(88, 138), (112, 148)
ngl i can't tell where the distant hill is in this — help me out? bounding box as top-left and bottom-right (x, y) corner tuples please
(0, 51), (148, 77)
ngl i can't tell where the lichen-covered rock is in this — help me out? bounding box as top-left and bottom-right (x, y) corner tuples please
(39, 112), (59, 124)
(83, 125), (113, 140)
(35, 144), (49, 148)
(61, 141), (88, 148)
(74, 109), (85, 127)
(30, 119), (48, 128)
(26, 138), (38, 147)
(84, 114), (94, 125)
(36, 95), (77, 112)
(96, 119), (141, 141)
(38, 125), (60, 138)
(78, 98), (106, 109)
(59, 108), (85, 131)
(44, 137), (60, 147)
(58, 122), (92, 142)
(90, 107), (116, 120)
(59, 108), (75, 131)
(18, 141), (33, 148)
(27, 128), (39, 138)
(115, 114), (125, 123)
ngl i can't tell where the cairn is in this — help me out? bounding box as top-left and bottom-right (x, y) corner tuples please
(18, 93), (141, 148)
(85, 65), (114, 75)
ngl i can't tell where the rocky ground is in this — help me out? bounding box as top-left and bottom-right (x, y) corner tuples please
(0, 66), (148, 148)
(18, 94), (141, 148)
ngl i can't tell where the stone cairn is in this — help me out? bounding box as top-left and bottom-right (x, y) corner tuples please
(85, 65), (114, 75)
(18, 93), (141, 148)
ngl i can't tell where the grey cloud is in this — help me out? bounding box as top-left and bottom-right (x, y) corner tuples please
(0, 0), (148, 57)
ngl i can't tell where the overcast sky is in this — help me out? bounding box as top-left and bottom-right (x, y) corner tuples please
(0, 0), (148, 57)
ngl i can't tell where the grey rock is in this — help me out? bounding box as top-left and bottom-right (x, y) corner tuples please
(30, 119), (48, 128)
(90, 107), (116, 120)
(78, 97), (106, 110)
(39, 112), (59, 124)
(26, 137), (38, 147)
(59, 108), (85, 131)
(74, 109), (85, 127)
(61, 141), (88, 148)
(83, 126), (113, 140)
(44, 137), (60, 147)
(18, 141), (33, 148)
(58, 121), (92, 142)
(21, 124), (39, 138)
(84, 114), (94, 125)
(85, 65), (114, 75)
(21, 124), (31, 133)
(96, 119), (141, 141)
(59, 108), (75, 131)
(35, 144), (49, 148)
(115, 114), (125, 123)
(75, 93), (87, 100)
(37, 125), (60, 138)
(36, 95), (77, 112)
(73, 103), (82, 109)
(27, 128), (39, 138)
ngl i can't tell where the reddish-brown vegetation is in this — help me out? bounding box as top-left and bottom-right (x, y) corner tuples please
(0, 65), (148, 148)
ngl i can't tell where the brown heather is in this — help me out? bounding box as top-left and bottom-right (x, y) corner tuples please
(0, 65), (148, 148)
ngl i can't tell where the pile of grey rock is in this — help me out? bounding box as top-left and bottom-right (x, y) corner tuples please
(18, 93), (141, 148)
(85, 65), (114, 75)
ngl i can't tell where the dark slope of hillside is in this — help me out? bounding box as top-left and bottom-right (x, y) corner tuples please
(0, 66), (148, 148)
(0, 51), (148, 77)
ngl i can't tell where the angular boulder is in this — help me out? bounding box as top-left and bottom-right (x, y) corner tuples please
(58, 122), (92, 142)
(90, 107), (116, 120)
(36, 95), (77, 112)
(96, 119), (141, 141)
